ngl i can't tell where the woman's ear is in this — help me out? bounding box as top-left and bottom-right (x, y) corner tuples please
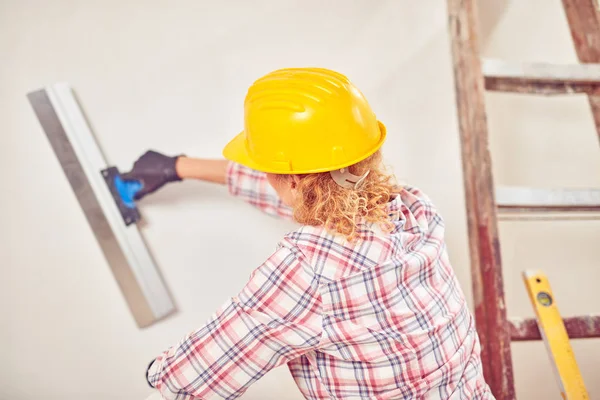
(290, 175), (301, 190)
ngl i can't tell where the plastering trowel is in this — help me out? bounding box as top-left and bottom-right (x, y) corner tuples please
(27, 83), (175, 328)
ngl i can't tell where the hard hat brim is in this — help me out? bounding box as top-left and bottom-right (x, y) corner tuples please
(222, 131), (277, 172)
(222, 121), (387, 174)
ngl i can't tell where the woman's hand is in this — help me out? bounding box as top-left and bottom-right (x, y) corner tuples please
(121, 150), (183, 200)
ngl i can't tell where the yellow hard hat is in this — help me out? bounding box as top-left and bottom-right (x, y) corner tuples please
(222, 67), (386, 174)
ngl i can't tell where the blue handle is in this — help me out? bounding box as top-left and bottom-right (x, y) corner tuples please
(114, 175), (142, 209)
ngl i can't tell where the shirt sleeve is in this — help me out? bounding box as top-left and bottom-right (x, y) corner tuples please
(226, 162), (294, 220)
(146, 244), (322, 400)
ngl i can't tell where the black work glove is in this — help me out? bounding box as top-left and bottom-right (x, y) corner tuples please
(121, 150), (183, 200)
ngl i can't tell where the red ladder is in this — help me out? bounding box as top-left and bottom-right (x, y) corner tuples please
(446, 0), (600, 398)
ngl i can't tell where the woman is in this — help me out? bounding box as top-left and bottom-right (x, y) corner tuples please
(127, 68), (492, 399)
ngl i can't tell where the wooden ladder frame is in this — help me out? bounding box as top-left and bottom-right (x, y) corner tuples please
(447, 0), (600, 398)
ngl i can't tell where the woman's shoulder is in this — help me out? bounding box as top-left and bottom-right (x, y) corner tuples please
(394, 184), (439, 214)
(396, 183), (433, 202)
(281, 224), (333, 249)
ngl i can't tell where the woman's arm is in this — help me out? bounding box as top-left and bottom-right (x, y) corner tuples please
(123, 150), (293, 219)
(121, 151), (228, 198)
(174, 157), (228, 184)
(226, 161), (294, 219)
(146, 244), (322, 399)
(176, 157), (295, 220)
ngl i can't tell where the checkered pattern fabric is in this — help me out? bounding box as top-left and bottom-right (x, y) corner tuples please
(147, 162), (493, 399)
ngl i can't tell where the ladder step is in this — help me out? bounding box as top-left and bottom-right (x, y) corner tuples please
(510, 315), (600, 341)
(482, 58), (600, 95)
(496, 186), (600, 212)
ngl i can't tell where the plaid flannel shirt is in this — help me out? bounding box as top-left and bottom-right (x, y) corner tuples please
(147, 162), (493, 399)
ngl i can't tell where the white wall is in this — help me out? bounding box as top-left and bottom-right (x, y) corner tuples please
(0, 1), (597, 399)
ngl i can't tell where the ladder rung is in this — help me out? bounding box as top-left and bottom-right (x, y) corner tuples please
(482, 58), (600, 95)
(510, 315), (600, 341)
(496, 186), (600, 212)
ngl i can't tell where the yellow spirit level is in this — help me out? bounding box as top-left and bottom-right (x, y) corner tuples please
(522, 270), (589, 400)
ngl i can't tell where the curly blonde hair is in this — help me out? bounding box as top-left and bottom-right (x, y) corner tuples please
(278, 150), (400, 240)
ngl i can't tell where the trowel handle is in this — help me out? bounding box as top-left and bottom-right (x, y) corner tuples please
(114, 175), (142, 209)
